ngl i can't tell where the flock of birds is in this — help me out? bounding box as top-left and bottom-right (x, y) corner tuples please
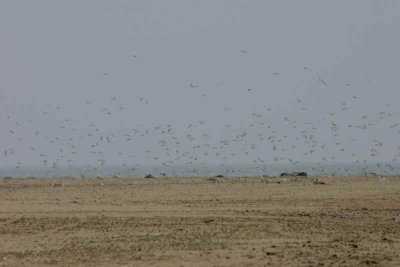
(1, 55), (400, 178)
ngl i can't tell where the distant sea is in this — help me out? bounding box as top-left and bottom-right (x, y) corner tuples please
(1, 163), (400, 178)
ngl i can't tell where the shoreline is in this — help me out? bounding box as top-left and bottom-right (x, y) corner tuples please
(0, 172), (393, 180)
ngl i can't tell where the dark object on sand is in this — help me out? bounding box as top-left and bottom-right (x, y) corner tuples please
(2, 176), (13, 180)
(144, 174), (154, 179)
(280, 172), (308, 177)
(214, 175), (224, 178)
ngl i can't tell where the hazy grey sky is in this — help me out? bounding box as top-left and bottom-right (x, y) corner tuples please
(1, 1), (399, 171)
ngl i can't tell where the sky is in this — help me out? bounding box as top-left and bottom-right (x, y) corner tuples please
(0, 1), (399, 174)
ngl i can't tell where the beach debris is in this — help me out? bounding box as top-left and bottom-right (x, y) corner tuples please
(280, 172), (308, 177)
(206, 177), (225, 183)
(144, 174), (155, 179)
(313, 180), (326, 185)
(203, 218), (215, 224)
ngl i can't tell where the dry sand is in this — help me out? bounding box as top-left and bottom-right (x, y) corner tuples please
(0, 176), (399, 266)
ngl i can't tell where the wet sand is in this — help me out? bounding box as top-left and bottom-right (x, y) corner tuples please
(0, 176), (399, 266)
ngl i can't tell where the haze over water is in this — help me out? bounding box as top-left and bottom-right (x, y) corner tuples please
(1, 1), (399, 178)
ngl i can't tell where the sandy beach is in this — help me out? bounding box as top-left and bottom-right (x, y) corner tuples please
(0, 176), (399, 266)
